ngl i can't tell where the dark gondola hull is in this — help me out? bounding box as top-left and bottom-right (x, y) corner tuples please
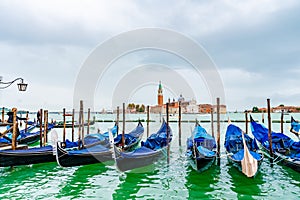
(114, 120), (172, 172)
(261, 145), (300, 173)
(56, 143), (113, 167)
(115, 147), (166, 172)
(187, 154), (216, 172)
(0, 146), (55, 167)
(18, 134), (40, 144)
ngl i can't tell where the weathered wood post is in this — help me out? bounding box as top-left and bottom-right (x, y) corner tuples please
(12, 108), (17, 150)
(178, 102), (182, 146)
(116, 106), (120, 135)
(72, 109), (75, 142)
(211, 108), (214, 138)
(44, 110), (48, 146)
(262, 112), (265, 123)
(166, 103), (170, 164)
(267, 99), (274, 163)
(245, 111), (248, 134)
(147, 105), (150, 138)
(78, 102), (82, 149)
(25, 111), (29, 133)
(217, 98), (221, 165)
(63, 108), (66, 143)
(39, 109), (43, 147)
(46, 110), (48, 143)
(87, 108), (90, 134)
(121, 103), (125, 149)
(281, 109), (284, 133)
(81, 101), (85, 148)
(19, 113), (23, 127)
(1, 107), (4, 123)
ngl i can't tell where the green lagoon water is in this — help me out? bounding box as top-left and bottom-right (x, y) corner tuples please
(0, 113), (299, 199)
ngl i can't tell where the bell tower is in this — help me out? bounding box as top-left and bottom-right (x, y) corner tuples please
(158, 81), (163, 106)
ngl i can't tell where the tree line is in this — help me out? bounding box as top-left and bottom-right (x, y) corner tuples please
(127, 103), (145, 112)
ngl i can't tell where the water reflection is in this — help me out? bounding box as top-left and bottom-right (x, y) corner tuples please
(56, 163), (109, 198)
(227, 162), (265, 199)
(113, 169), (160, 199)
(185, 164), (221, 200)
(0, 162), (60, 199)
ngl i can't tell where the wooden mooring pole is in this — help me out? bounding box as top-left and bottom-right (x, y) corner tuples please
(72, 109), (75, 142)
(216, 98), (221, 165)
(63, 108), (66, 143)
(39, 109), (43, 147)
(122, 103), (125, 149)
(262, 112), (265, 123)
(178, 102), (182, 146)
(81, 101), (85, 148)
(211, 109), (214, 138)
(25, 111), (28, 133)
(281, 109), (284, 134)
(19, 113), (22, 127)
(87, 108), (90, 134)
(1, 107), (4, 123)
(116, 106), (120, 135)
(166, 103), (170, 164)
(245, 111), (248, 134)
(147, 105), (150, 138)
(44, 110), (48, 146)
(267, 99), (274, 163)
(12, 108), (17, 150)
(78, 102), (82, 149)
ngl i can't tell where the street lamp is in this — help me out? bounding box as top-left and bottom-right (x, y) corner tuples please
(0, 76), (28, 91)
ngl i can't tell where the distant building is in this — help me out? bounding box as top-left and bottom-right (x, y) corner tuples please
(158, 81), (163, 106)
(255, 105), (300, 113)
(212, 104), (227, 114)
(272, 105), (300, 113)
(150, 81), (227, 114)
(151, 81), (165, 114)
(199, 104), (212, 114)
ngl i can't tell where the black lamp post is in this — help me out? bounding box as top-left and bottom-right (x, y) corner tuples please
(0, 76), (28, 91)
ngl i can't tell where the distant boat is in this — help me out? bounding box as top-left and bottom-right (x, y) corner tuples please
(225, 122), (264, 177)
(53, 120), (95, 128)
(56, 122), (144, 167)
(186, 122), (216, 172)
(251, 116), (300, 173)
(162, 113), (178, 121)
(114, 120), (172, 172)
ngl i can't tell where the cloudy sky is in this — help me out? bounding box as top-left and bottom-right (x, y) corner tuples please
(0, 0), (299, 112)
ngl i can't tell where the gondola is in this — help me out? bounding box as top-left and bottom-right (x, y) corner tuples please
(113, 121), (144, 151)
(290, 116), (300, 138)
(186, 122), (216, 172)
(0, 123), (53, 145)
(251, 116), (300, 172)
(0, 124), (118, 167)
(114, 120), (172, 172)
(56, 122), (144, 167)
(225, 122), (264, 177)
